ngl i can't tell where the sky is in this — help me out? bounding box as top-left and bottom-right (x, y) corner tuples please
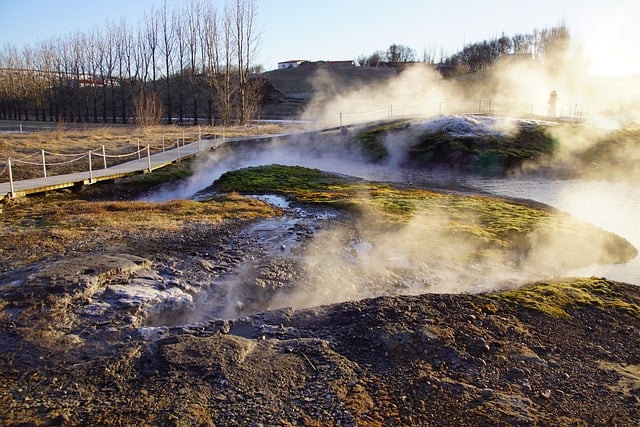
(1, 0), (639, 75)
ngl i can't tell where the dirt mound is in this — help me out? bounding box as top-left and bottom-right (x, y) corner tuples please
(2, 278), (639, 426)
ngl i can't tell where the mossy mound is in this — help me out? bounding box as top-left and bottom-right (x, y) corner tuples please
(354, 120), (411, 161)
(351, 116), (557, 175)
(490, 278), (640, 318)
(211, 164), (637, 270)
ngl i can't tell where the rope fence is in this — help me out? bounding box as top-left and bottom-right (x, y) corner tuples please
(0, 130), (207, 197)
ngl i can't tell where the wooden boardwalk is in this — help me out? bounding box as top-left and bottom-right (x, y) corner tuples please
(0, 124), (350, 201)
(0, 134), (281, 201)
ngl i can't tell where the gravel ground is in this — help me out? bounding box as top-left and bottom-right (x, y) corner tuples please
(1, 185), (639, 425)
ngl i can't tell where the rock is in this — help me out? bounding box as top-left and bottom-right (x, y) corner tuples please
(220, 321), (231, 334)
(516, 353), (547, 366)
(507, 367), (527, 379)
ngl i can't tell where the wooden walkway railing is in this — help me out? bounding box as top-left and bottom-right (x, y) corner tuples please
(0, 138), (225, 200)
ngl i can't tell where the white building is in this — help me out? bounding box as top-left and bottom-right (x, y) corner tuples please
(277, 60), (306, 69)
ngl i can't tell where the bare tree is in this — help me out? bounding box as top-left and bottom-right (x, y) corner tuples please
(160, 0), (175, 123)
(86, 28), (103, 123)
(145, 5), (160, 94)
(56, 36), (73, 122)
(21, 45), (36, 120)
(1, 44), (20, 120)
(34, 47), (51, 121)
(0, 0), (264, 127)
(202, 1), (233, 126)
(232, 0), (259, 124)
(173, 6), (187, 124)
(132, 87), (163, 126)
(200, 2), (219, 124)
(70, 32), (90, 123)
(386, 44), (416, 63)
(187, 0), (202, 125)
(103, 21), (119, 123)
(357, 50), (383, 67)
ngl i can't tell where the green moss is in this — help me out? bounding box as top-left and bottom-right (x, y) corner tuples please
(489, 278), (640, 318)
(212, 164), (548, 242)
(212, 164), (355, 203)
(407, 123), (557, 174)
(212, 165), (636, 267)
(353, 120), (411, 161)
(127, 161), (194, 185)
(347, 119), (558, 174)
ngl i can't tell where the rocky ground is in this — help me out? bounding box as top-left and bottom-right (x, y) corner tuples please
(1, 157), (640, 425)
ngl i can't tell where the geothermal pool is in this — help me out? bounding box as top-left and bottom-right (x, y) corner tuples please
(462, 177), (640, 285)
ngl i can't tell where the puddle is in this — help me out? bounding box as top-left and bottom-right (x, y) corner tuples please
(250, 194), (290, 208)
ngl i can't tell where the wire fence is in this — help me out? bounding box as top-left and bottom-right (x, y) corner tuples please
(327, 99), (585, 127)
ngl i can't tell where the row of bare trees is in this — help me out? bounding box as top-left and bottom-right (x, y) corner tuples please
(441, 24), (571, 74)
(356, 44), (418, 68)
(0, 0), (261, 126)
(355, 25), (571, 75)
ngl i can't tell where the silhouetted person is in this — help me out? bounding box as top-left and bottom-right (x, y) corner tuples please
(548, 90), (559, 118)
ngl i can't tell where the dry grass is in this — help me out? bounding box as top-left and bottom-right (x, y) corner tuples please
(3, 191), (278, 231)
(0, 191), (279, 268)
(0, 122), (289, 181)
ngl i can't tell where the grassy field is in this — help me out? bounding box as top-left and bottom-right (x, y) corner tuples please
(0, 121), (289, 181)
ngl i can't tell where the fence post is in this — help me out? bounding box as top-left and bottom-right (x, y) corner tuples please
(340, 112), (343, 127)
(182, 130), (185, 146)
(41, 149), (47, 178)
(147, 145), (152, 172)
(88, 151), (93, 182)
(177, 139), (181, 161)
(102, 145), (107, 169)
(8, 158), (14, 198)
(137, 139), (141, 159)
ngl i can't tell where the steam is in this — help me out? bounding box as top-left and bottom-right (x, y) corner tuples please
(143, 32), (640, 322)
(301, 38), (640, 129)
(269, 197), (637, 314)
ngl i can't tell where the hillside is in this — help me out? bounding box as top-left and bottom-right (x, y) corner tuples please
(259, 64), (398, 118)
(261, 64), (397, 98)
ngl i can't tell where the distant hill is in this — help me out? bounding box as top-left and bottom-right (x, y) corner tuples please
(260, 64), (397, 98)
(258, 64), (398, 118)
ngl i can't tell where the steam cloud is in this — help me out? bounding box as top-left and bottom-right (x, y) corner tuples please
(146, 34), (639, 321)
(302, 41), (640, 129)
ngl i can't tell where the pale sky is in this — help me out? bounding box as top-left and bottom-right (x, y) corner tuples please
(1, 0), (639, 75)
